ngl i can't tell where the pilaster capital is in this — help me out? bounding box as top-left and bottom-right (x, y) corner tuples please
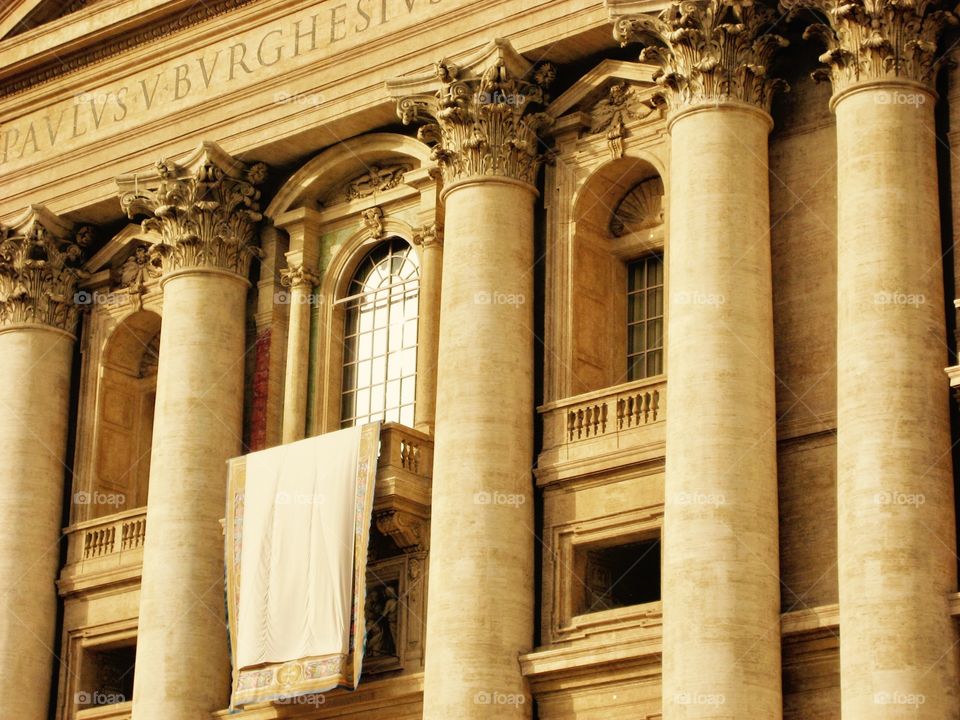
(116, 141), (267, 280)
(279, 263), (320, 290)
(781, 0), (956, 95)
(610, 0), (789, 115)
(388, 38), (555, 187)
(0, 205), (90, 333)
(411, 222), (443, 249)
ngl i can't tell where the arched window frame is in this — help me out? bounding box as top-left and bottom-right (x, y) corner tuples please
(338, 237), (421, 428)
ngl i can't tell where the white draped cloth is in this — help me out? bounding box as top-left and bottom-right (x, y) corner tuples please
(225, 423), (380, 707)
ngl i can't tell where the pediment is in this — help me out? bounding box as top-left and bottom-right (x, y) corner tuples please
(547, 59), (662, 127)
(83, 223), (161, 275)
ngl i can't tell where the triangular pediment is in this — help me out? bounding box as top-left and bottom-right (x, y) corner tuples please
(547, 59), (660, 120)
(83, 223), (161, 275)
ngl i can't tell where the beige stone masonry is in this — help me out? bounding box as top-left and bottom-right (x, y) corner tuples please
(388, 38), (553, 720)
(611, 1), (787, 717)
(782, 0), (960, 716)
(0, 205), (86, 720)
(116, 142), (264, 720)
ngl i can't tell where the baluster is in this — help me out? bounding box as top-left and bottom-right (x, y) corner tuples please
(652, 389), (660, 421)
(642, 392), (651, 423)
(600, 402), (608, 433)
(567, 411), (576, 441)
(617, 398), (625, 430)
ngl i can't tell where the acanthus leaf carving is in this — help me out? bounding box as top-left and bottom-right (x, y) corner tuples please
(780, 0), (957, 93)
(117, 142), (267, 279)
(279, 263), (320, 289)
(612, 0), (789, 114)
(391, 39), (555, 186)
(411, 222), (442, 249)
(0, 206), (90, 333)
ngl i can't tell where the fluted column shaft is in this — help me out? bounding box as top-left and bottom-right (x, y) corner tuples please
(0, 209), (85, 720)
(389, 40), (554, 719)
(118, 146), (266, 720)
(611, 3), (787, 717)
(834, 81), (957, 717)
(413, 225), (442, 435)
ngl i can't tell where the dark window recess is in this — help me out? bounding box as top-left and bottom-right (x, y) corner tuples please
(575, 537), (661, 615)
(78, 643), (136, 707)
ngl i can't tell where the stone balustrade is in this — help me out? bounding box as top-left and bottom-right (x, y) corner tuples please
(59, 507), (147, 596)
(537, 377), (667, 483)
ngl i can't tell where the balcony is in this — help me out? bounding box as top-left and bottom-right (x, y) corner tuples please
(537, 376), (667, 485)
(59, 507), (147, 596)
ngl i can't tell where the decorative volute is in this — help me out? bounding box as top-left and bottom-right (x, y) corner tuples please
(609, 0), (789, 114)
(780, 0), (956, 94)
(387, 38), (556, 187)
(0, 205), (90, 332)
(117, 141), (267, 278)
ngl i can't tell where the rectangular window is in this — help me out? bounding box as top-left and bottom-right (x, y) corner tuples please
(627, 253), (664, 380)
(574, 535), (661, 615)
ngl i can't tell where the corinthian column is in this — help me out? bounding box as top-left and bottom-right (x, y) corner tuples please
(612, 3), (787, 716)
(387, 40), (554, 719)
(118, 144), (266, 720)
(781, 1), (960, 715)
(0, 207), (86, 720)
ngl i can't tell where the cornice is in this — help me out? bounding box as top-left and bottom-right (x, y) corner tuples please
(0, 0), (259, 101)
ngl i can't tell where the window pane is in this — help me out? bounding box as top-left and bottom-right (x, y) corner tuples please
(626, 253), (664, 381)
(341, 238), (421, 428)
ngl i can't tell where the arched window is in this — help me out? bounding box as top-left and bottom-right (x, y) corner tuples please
(340, 238), (420, 428)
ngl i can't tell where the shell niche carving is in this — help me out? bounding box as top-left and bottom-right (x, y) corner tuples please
(610, 177), (664, 237)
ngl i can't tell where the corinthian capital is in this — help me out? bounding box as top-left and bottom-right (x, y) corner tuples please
(387, 38), (555, 187)
(610, 0), (789, 114)
(0, 206), (90, 333)
(781, 0), (956, 94)
(412, 222), (443, 248)
(117, 142), (267, 279)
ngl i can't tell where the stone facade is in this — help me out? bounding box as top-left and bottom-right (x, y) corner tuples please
(1, 1), (960, 719)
